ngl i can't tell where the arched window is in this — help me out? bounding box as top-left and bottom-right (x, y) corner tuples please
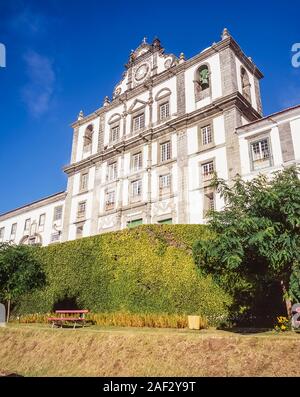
(198, 65), (210, 91)
(241, 67), (251, 103)
(194, 64), (211, 102)
(83, 124), (93, 150)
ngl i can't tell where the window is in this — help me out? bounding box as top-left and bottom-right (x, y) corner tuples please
(10, 223), (17, 238)
(198, 65), (210, 91)
(251, 138), (271, 170)
(201, 125), (212, 146)
(39, 213), (46, 227)
(195, 65), (210, 102)
(202, 161), (214, 180)
(80, 172), (89, 191)
(159, 102), (170, 121)
(160, 141), (171, 162)
(127, 219), (143, 228)
(24, 218), (31, 232)
(133, 113), (145, 132)
(158, 218), (172, 225)
(53, 206), (63, 222)
(107, 162), (118, 181)
(204, 192), (215, 216)
(77, 201), (86, 218)
(159, 174), (171, 189)
(132, 152), (142, 172)
(0, 227), (4, 241)
(76, 225), (84, 239)
(110, 125), (120, 143)
(106, 191), (116, 210)
(83, 125), (93, 150)
(50, 232), (60, 243)
(28, 236), (37, 246)
(207, 193), (215, 211)
(131, 180), (142, 198)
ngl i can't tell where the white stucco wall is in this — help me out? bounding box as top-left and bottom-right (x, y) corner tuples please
(235, 57), (258, 111)
(0, 195), (65, 246)
(185, 53), (222, 114)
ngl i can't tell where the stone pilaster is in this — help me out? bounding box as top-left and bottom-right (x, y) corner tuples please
(71, 127), (79, 163)
(176, 71), (186, 116)
(61, 175), (75, 242)
(90, 162), (101, 235)
(97, 114), (105, 153)
(177, 130), (189, 223)
(219, 47), (238, 96)
(254, 77), (263, 116)
(278, 122), (295, 162)
(146, 141), (152, 224)
(224, 108), (243, 181)
(148, 86), (153, 127)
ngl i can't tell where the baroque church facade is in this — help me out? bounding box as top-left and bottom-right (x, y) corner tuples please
(1, 29), (300, 246)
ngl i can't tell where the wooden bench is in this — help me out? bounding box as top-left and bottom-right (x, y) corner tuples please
(48, 310), (89, 329)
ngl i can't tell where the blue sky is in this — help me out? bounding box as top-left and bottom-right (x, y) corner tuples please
(0, 0), (299, 213)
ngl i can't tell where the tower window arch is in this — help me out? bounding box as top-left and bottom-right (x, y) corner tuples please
(198, 65), (210, 91)
(194, 64), (211, 102)
(241, 67), (252, 103)
(83, 124), (93, 151)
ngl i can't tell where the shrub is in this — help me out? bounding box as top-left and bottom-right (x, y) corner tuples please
(14, 225), (231, 325)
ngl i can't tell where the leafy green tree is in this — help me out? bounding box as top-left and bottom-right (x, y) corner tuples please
(0, 243), (45, 321)
(193, 167), (300, 319)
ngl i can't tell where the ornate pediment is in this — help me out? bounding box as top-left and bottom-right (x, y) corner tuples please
(128, 98), (148, 114)
(127, 37), (163, 67)
(111, 37), (178, 100)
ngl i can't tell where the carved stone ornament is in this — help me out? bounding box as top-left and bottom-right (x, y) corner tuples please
(164, 58), (172, 69)
(114, 87), (122, 97)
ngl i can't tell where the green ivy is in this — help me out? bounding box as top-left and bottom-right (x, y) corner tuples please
(15, 225), (231, 324)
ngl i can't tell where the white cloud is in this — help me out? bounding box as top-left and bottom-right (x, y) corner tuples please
(22, 51), (56, 117)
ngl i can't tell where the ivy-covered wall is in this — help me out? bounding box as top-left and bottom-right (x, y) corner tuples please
(16, 225), (231, 321)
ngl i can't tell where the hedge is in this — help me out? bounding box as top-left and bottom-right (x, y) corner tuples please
(15, 225), (231, 323)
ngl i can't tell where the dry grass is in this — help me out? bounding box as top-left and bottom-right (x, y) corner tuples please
(0, 325), (300, 377)
(16, 312), (208, 329)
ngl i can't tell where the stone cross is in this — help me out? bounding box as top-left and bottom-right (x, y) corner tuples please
(0, 303), (6, 327)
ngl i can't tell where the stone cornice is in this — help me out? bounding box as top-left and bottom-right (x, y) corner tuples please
(236, 103), (300, 134)
(71, 37), (264, 129)
(0, 192), (67, 221)
(64, 92), (261, 176)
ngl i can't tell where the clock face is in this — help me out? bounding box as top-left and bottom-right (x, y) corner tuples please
(134, 63), (149, 82)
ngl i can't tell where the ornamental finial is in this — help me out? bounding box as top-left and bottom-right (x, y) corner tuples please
(77, 110), (84, 120)
(103, 96), (110, 107)
(222, 28), (230, 40)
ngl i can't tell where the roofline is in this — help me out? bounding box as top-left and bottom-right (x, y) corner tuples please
(71, 35), (264, 129)
(0, 191), (66, 220)
(236, 103), (300, 131)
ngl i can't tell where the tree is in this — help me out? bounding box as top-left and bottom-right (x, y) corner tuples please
(193, 166), (300, 321)
(0, 243), (45, 321)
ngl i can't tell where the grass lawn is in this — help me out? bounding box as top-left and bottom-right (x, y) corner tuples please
(0, 324), (299, 377)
